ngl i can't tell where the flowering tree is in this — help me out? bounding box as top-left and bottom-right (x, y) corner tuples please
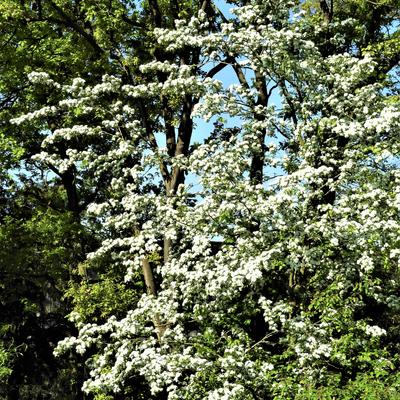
(12, 0), (400, 398)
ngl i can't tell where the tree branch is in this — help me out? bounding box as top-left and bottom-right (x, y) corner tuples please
(47, 0), (104, 56)
(205, 56), (234, 79)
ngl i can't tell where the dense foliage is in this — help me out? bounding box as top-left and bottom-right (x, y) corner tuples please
(1, 0), (400, 398)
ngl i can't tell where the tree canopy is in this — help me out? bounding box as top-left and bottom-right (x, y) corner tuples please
(1, 0), (400, 399)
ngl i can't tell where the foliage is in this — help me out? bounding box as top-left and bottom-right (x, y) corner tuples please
(2, 0), (400, 398)
(0, 204), (90, 398)
(0, 340), (14, 381)
(65, 276), (141, 323)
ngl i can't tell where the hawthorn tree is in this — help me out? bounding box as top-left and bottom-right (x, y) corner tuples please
(10, 0), (400, 399)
